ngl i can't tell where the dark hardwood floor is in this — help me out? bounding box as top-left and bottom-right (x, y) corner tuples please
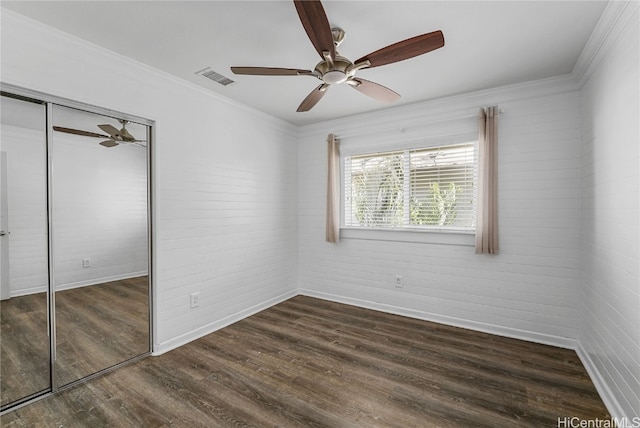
(0, 292), (50, 406)
(1, 295), (609, 427)
(1, 277), (149, 407)
(55, 276), (150, 386)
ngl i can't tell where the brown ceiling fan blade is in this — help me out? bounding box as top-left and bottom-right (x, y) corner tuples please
(231, 67), (315, 76)
(355, 30), (444, 69)
(294, 0), (335, 61)
(99, 140), (119, 148)
(297, 84), (329, 112)
(53, 126), (110, 139)
(98, 124), (121, 138)
(349, 78), (401, 103)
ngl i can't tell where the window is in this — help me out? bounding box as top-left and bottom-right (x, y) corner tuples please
(344, 142), (477, 232)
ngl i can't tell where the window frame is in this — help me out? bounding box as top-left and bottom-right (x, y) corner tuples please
(340, 139), (478, 245)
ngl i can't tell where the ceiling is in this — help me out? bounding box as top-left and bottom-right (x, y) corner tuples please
(2, 1), (607, 126)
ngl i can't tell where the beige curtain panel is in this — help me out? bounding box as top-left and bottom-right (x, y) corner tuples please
(476, 106), (499, 254)
(326, 134), (341, 243)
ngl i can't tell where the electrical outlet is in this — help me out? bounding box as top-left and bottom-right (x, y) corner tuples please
(82, 258), (91, 268)
(190, 292), (200, 309)
(395, 275), (403, 288)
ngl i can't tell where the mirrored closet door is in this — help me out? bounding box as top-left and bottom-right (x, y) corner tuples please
(50, 105), (151, 388)
(0, 90), (152, 412)
(0, 95), (51, 407)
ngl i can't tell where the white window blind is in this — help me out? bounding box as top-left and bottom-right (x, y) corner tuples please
(344, 142), (477, 231)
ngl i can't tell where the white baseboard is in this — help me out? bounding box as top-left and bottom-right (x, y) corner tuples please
(55, 271), (148, 292)
(152, 289), (297, 356)
(575, 341), (629, 422)
(7, 272), (148, 298)
(298, 288), (577, 350)
(9, 285), (47, 298)
(153, 287), (575, 356)
(301, 289), (635, 421)
(149, 288), (629, 423)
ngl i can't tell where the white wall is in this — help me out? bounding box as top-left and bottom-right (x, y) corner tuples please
(3, 2), (638, 421)
(1, 101), (148, 296)
(0, 125), (48, 297)
(51, 133), (148, 290)
(296, 1), (640, 420)
(0, 9), (299, 354)
(575, 1), (639, 420)
(298, 76), (583, 348)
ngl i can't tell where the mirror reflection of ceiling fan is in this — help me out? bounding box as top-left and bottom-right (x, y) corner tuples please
(53, 119), (146, 148)
(231, 0), (445, 112)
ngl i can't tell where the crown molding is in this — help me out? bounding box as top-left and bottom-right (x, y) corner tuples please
(0, 8), (298, 136)
(572, 0), (640, 88)
(298, 74), (578, 139)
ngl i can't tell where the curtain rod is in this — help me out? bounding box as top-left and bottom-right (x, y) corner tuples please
(336, 107), (503, 140)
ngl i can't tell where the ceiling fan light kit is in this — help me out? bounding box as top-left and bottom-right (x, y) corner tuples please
(321, 69), (347, 85)
(231, 0), (445, 112)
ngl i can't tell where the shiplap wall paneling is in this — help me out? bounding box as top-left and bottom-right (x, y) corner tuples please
(1, 9), (299, 354)
(577, 1), (640, 419)
(51, 134), (148, 290)
(0, 125), (48, 297)
(298, 78), (582, 348)
(157, 111), (299, 348)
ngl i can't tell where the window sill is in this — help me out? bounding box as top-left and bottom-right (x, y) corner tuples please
(339, 227), (475, 246)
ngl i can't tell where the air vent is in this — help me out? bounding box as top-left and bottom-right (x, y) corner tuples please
(195, 67), (235, 86)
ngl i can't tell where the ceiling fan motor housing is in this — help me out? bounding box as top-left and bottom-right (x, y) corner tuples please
(315, 55), (355, 84)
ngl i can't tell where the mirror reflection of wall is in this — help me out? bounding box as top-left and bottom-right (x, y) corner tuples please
(0, 95), (51, 407)
(0, 92), (152, 411)
(51, 105), (150, 387)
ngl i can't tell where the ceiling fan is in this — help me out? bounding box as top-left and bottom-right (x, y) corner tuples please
(53, 119), (146, 148)
(231, 0), (444, 112)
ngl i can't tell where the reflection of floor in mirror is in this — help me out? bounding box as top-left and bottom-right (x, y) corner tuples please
(1, 296), (610, 427)
(55, 276), (150, 387)
(0, 276), (149, 407)
(0, 292), (50, 407)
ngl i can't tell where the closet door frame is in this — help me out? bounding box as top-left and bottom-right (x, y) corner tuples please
(0, 83), (155, 414)
(0, 91), (50, 411)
